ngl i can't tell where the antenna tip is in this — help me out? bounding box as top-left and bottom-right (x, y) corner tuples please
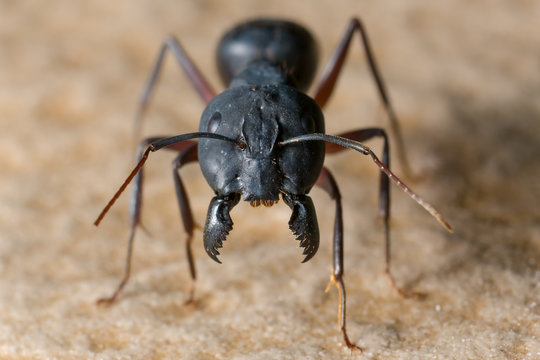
(440, 219), (454, 233)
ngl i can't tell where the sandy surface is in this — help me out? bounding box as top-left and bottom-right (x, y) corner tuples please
(1, 0), (539, 359)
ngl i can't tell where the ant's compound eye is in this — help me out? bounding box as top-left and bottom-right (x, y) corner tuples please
(207, 112), (222, 133)
(265, 90), (279, 103)
(300, 113), (315, 133)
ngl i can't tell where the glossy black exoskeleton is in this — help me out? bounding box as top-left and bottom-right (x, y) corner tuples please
(95, 18), (453, 350)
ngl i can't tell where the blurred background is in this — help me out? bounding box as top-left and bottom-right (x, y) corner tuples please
(1, 0), (538, 358)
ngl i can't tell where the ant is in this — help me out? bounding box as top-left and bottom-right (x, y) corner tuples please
(94, 18), (453, 351)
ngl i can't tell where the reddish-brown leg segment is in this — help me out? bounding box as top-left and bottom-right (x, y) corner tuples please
(313, 18), (412, 176)
(316, 167), (362, 351)
(171, 142), (200, 304)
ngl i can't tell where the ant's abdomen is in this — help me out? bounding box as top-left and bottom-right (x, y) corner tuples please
(216, 18), (318, 92)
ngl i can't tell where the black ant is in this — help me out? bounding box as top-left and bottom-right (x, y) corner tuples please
(94, 18), (453, 350)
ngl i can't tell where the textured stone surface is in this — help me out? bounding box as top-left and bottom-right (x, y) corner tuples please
(1, 0), (538, 358)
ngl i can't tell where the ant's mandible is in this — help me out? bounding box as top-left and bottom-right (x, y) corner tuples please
(94, 18), (453, 351)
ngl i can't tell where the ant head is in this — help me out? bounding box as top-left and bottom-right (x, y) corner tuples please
(198, 85), (324, 204)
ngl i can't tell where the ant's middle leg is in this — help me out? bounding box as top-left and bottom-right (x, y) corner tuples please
(97, 137), (198, 305)
(327, 128), (422, 298)
(313, 18), (412, 176)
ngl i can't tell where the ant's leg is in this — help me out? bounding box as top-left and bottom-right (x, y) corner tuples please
(135, 36), (217, 136)
(171, 142), (200, 304)
(313, 18), (412, 176)
(97, 137), (196, 305)
(97, 136), (162, 305)
(316, 167), (362, 351)
(327, 128), (421, 298)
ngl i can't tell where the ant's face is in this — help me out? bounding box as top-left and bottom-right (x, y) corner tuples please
(198, 85), (325, 202)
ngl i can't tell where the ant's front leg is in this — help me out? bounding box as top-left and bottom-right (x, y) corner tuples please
(326, 128), (424, 299)
(315, 167), (362, 351)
